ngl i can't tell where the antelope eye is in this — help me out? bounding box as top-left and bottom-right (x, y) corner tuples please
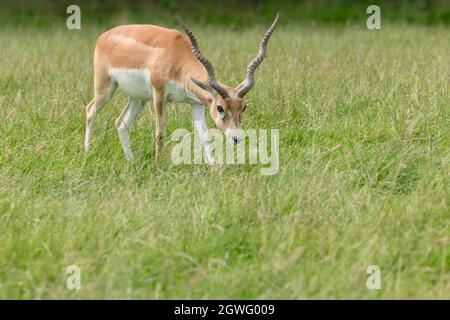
(242, 105), (247, 112)
(217, 105), (224, 114)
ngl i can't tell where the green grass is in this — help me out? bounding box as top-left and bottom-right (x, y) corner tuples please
(0, 22), (449, 299)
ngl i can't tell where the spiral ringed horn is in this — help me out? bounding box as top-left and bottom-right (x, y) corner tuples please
(237, 13), (280, 98)
(177, 16), (230, 99)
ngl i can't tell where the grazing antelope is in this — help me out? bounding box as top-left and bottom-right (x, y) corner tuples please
(84, 14), (279, 164)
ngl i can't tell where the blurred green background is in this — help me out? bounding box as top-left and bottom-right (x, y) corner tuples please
(1, 0), (449, 27)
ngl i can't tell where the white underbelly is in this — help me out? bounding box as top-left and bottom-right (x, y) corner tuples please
(109, 68), (201, 104)
(109, 68), (153, 100)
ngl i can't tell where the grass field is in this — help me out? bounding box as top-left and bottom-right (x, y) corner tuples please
(0, 21), (449, 299)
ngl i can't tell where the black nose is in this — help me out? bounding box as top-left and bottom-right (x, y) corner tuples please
(233, 137), (238, 144)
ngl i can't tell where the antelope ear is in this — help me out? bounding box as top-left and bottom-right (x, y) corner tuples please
(191, 77), (216, 95)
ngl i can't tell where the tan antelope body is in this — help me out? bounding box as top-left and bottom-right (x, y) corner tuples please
(84, 15), (279, 163)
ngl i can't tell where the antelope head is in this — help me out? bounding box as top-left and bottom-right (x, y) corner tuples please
(179, 14), (279, 144)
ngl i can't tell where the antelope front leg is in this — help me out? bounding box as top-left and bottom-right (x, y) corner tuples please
(192, 104), (216, 166)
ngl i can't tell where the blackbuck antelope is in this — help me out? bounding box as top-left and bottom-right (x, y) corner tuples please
(84, 14), (279, 164)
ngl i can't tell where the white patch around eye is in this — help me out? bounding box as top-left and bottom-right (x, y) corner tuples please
(216, 105), (226, 118)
